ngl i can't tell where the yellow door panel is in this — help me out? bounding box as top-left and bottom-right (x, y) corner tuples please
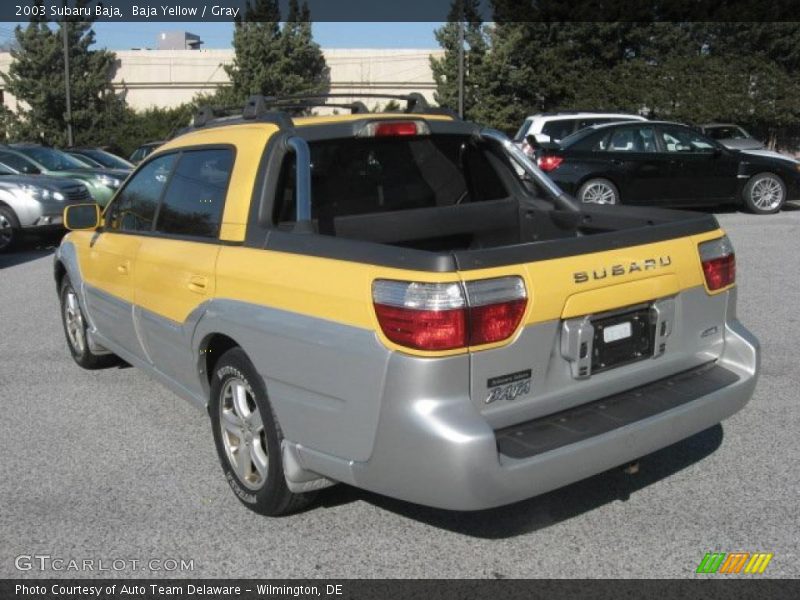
(134, 238), (220, 323)
(80, 232), (144, 303)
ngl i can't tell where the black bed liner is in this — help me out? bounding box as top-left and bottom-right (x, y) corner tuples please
(263, 207), (719, 273)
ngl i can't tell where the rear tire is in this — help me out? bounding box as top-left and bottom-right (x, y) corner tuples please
(743, 172), (786, 214)
(59, 276), (118, 369)
(209, 347), (315, 516)
(578, 178), (620, 205)
(0, 205), (20, 253)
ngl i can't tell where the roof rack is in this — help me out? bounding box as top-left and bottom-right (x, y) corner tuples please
(535, 109), (642, 117)
(242, 92), (456, 117)
(182, 91), (454, 137)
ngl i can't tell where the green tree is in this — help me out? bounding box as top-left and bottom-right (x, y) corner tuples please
(429, 0), (487, 119)
(1, 1), (124, 146)
(221, 0), (329, 104)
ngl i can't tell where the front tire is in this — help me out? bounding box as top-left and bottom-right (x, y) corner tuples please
(209, 347), (315, 516)
(59, 276), (117, 369)
(0, 205), (20, 253)
(578, 178), (620, 205)
(743, 172), (786, 214)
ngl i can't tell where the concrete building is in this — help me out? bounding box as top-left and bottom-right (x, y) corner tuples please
(0, 47), (443, 112)
(155, 31), (204, 50)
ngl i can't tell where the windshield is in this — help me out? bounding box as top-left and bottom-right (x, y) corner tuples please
(14, 147), (88, 171)
(705, 126), (750, 140)
(81, 149), (133, 169)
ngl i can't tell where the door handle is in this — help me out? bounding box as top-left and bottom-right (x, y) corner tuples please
(188, 275), (209, 294)
(117, 262), (128, 274)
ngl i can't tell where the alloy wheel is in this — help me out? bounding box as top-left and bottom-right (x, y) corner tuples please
(582, 182), (617, 205)
(750, 176), (784, 211)
(219, 377), (268, 490)
(63, 289), (86, 354)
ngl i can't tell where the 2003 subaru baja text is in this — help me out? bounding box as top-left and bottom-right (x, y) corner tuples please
(54, 94), (759, 515)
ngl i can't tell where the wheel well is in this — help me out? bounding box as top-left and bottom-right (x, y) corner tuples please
(54, 260), (67, 289)
(202, 333), (240, 383)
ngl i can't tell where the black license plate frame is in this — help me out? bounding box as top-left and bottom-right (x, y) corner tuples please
(591, 307), (655, 373)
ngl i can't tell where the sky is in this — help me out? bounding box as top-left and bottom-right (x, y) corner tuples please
(82, 21), (441, 50)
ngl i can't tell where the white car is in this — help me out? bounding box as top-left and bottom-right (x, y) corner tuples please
(514, 112), (648, 155)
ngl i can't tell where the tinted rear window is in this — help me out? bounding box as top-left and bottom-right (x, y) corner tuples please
(274, 135), (508, 224)
(541, 119), (576, 141)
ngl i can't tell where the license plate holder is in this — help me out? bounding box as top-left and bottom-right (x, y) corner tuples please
(591, 308), (655, 373)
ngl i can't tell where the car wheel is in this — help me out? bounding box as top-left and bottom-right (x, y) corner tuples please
(0, 205), (20, 252)
(743, 172), (786, 214)
(59, 277), (118, 369)
(210, 347), (315, 516)
(578, 178), (620, 205)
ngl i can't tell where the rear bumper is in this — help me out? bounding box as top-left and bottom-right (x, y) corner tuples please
(344, 318), (758, 511)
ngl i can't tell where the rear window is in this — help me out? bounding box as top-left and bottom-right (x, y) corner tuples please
(274, 135), (508, 224)
(513, 118), (533, 141)
(541, 119), (576, 141)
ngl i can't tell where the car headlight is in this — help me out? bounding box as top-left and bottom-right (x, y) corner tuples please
(97, 174), (122, 189)
(19, 184), (51, 200)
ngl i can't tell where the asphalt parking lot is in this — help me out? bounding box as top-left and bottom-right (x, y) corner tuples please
(1, 207), (798, 579)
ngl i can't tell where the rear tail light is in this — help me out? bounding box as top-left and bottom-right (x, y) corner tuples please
(465, 278), (528, 345)
(537, 155), (564, 172)
(373, 281), (466, 350)
(699, 235), (735, 291)
(372, 277), (527, 351)
(359, 120), (431, 138)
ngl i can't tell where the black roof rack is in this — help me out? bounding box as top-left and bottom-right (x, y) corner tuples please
(179, 92), (455, 138)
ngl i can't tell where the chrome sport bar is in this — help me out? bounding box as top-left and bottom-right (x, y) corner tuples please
(479, 128), (582, 213)
(285, 136), (313, 229)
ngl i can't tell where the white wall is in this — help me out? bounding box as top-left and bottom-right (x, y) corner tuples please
(0, 48), (443, 112)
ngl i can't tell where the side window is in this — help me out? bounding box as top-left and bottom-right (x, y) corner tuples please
(541, 119), (576, 141)
(660, 127), (716, 153)
(607, 126), (658, 153)
(107, 154), (176, 232)
(0, 151), (40, 174)
(154, 148), (234, 238)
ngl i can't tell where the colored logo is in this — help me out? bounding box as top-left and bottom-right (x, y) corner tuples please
(696, 552), (773, 574)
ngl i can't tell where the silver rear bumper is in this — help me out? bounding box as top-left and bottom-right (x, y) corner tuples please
(336, 318), (759, 511)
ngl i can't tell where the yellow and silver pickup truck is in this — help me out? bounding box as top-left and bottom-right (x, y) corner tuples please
(54, 94), (759, 515)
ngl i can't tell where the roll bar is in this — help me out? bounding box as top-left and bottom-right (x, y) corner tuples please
(285, 136), (313, 232)
(479, 128), (582, 213)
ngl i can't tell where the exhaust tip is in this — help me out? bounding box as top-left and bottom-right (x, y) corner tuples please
(623, 461), (640, 475)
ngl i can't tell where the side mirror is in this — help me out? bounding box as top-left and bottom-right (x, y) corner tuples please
(525, 134), (540, 148)
(64, 203), (101, 231)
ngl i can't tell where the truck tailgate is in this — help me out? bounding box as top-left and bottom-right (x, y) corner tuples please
(464, 229), (731, 428)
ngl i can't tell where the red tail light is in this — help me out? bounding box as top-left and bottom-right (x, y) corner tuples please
(537, 155), (564, 172)
(372, 277), (527, 351)
(699, 236), (736, 291)
(375, 121), (419, 137)
(359, 120), (431, 138)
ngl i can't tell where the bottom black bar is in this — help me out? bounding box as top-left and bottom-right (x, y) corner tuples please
(1, 579), (797, 600)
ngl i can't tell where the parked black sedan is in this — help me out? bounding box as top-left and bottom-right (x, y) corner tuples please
(534, 121), (800, 214)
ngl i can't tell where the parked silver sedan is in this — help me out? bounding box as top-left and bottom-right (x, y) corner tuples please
(0, 164), (93, 252)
